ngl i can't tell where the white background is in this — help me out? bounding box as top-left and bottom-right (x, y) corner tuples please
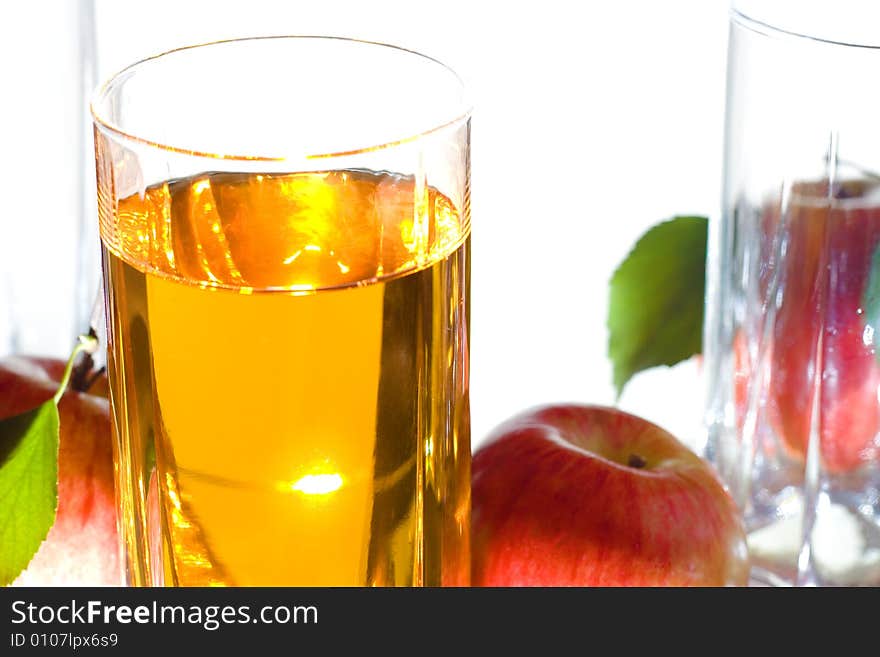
(0, 0), (730, 450)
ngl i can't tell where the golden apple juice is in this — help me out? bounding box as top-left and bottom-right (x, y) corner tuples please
(100, 169), (471, 586)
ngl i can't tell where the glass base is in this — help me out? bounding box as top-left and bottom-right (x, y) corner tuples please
(748, 567), (793, 588)
(745, 485), (880, 586)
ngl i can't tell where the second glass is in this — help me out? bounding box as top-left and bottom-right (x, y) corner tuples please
(706, 3), (880, 586)
(92, 37), (472, 586)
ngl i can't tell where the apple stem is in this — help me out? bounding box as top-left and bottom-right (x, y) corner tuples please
(70, 353), (96, 393)
(53, 331), (100, 405)
(82, 366), (107, 393)
(627, 454), (647, 469)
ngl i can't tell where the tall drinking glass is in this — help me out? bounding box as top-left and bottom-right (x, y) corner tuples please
(706, 1), (880, 586)
(1, 0), (98, 357)
(91, 37), (472, 586)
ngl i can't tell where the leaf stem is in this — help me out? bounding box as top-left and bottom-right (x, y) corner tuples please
(53, 333), (100, 405)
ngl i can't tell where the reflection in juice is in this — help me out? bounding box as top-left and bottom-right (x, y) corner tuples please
(101, 170), (470, 586)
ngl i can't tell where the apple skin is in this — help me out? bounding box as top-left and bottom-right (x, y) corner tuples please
(471, 405), (749, 587)
(0, 355), (121, 586)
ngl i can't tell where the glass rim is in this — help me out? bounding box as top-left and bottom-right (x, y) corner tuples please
(90, 34), (473, 162)
(731, 6), (880, 51)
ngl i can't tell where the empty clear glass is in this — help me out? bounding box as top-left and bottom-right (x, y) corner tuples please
(0, 0), (99, 357)
(706, 1), (880, 585)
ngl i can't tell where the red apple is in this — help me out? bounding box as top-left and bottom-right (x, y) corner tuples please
(471, 404), (749, 587)
(0, 355), (121, 586)
(763, 189), (880, 473)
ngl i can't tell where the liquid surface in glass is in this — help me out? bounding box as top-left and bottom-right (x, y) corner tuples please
(101, 169), (471, 586)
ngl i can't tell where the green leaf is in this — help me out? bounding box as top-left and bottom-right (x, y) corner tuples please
(608, 215), (708, 397)
(0, 401), (60, 585)
(862, 242), (880, 364)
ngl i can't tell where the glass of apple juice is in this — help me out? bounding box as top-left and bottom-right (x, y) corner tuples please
(91, 37), (472, 586)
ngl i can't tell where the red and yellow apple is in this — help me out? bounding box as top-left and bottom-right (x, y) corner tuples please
(761, 189), (880, 474)
(0, 355), (121, 586)
(471, 404), (749, 587)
